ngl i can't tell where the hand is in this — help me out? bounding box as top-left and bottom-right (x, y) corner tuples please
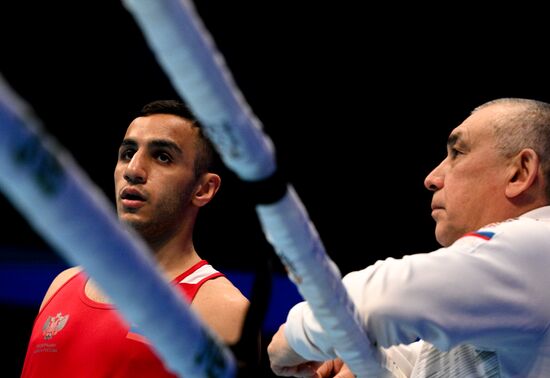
(268, 324), (321, 377)
(315, 359), (355, 378)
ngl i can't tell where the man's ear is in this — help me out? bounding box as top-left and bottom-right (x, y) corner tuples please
(192, 173), (221, 207)
(505, 148), (540, 198)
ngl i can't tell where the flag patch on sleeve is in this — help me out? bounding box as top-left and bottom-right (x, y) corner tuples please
(463, 231), (495, 240)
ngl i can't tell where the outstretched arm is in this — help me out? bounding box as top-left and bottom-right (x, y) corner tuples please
(268, 325), (356, 378)
(268, 324), (323, 377)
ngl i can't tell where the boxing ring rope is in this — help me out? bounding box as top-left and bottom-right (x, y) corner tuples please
(122, 0), (393, 376)
(0, 75), (235, 377)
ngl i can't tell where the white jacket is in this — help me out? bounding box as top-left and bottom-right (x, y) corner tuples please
(285, 207), (550, 377)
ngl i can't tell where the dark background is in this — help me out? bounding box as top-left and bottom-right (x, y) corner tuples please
(1, 1), (549, 376)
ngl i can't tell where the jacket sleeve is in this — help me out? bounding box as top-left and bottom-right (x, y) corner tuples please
(283, 217), (550, 368)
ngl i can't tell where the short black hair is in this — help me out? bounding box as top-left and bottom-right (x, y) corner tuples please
(139, 100), (217, 178)
(139, 99), (197, 120)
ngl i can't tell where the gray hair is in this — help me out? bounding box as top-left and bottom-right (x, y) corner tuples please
(474, 98), (550, 199)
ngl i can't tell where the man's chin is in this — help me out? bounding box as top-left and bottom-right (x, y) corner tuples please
(120, 217), (144, 232)
(435, 226), (462, 247)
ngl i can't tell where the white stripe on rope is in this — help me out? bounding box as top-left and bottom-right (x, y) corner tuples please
(0, 74), (236, 378)
(122, 0), (385, 375)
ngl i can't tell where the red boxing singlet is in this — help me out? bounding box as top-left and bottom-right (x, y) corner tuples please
(21, 260), (223, 377)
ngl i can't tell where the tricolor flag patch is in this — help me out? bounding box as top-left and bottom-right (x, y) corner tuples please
(463, 231), (495, 240)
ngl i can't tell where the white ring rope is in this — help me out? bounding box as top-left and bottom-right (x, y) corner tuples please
(0, 74), (235, 378)
(124, 0), (277, 182)
(122, 0), (386, 375)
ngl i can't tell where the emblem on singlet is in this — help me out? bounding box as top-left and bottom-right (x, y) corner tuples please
(42, 312), (70, 340)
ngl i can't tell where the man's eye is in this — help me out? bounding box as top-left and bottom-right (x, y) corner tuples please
(449, 148), (462, 158)
(156, 153), (171, 163)
(120, 149), (135, 160)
